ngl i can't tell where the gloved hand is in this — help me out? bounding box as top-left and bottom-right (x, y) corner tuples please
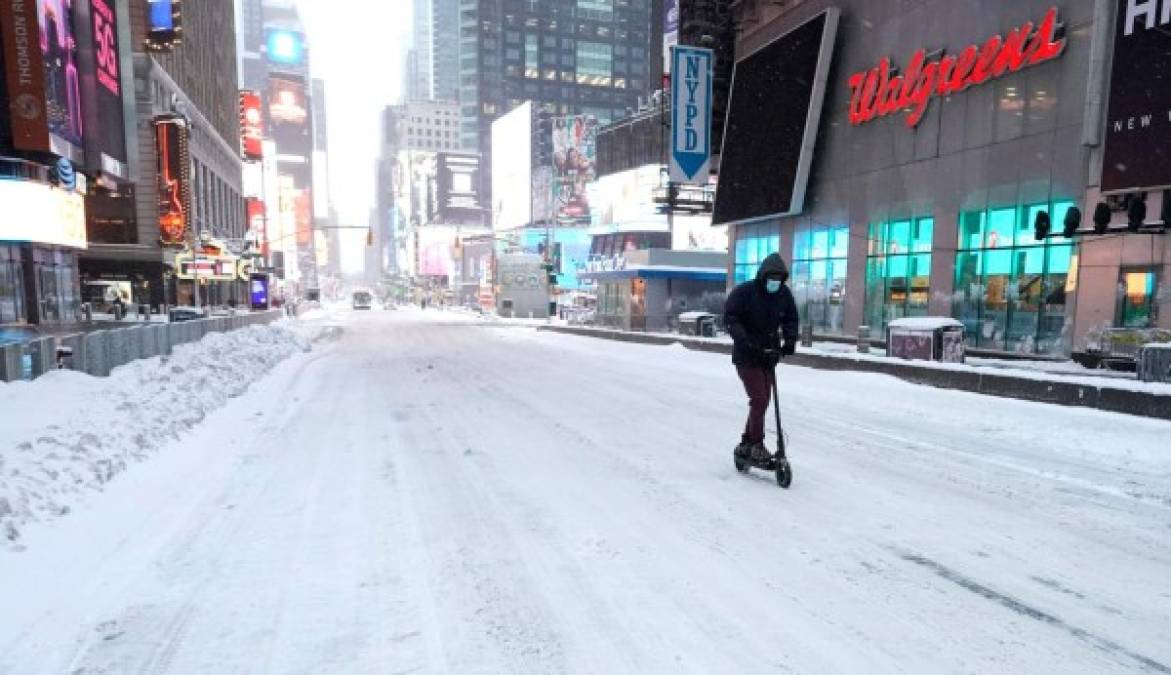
(780, 340), (796, 357)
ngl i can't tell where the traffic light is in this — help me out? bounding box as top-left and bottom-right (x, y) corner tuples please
(1127, 194), (1146, 232)
(534, 107), (554, 168)
(543, 262), (557, 286)
(1062, 205), (1082, 238)
(1092, 202), (1111, 234)
(1033, 209), (1051, 241)
(366, 228), (374, 247)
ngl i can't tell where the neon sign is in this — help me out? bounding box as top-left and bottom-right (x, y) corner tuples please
(847, 6), (1066, 128)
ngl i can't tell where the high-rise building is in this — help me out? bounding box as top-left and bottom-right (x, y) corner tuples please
(457, 0), (652, 201)
(430, 0), (461, 102)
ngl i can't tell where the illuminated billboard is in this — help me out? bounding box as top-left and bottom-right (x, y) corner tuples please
(239, 90), (264, 161)
(437, 153), (482, 225)
(268, 76), (308, 127)
(145, 0), (182, 51)
(76, 0), (128, 176)
(154, 115), (191, 246)
(246, 197), (266, 255)
(490, 102), (532, 231)
(0, 0), (51, 153)
(265, 29), (305, 66)
(551, 115), (598, 223)
(0, 180), (87, 249)
(39, 0), (84, 157)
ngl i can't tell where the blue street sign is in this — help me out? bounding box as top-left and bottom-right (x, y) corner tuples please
(670, 46), (713, 185)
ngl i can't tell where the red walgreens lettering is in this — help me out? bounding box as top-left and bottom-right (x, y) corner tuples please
(847, 6), (1065, 129)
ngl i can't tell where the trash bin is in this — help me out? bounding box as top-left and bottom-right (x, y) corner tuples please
(1137, 343), (1171, 383)
(678, 311), (716, 337)
(886, 317), (965, 363)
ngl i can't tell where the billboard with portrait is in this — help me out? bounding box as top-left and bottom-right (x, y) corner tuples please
(551, 114), (598, 223)
(39, 0), (84, 157)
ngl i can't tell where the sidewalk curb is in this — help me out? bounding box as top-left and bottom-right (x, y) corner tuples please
(538, 326), (1171, 421)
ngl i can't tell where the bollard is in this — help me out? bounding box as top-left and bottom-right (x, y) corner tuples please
(83, 331), (108, 376)
(60, 334), (86, 372)
(0, 343), (23, 382)
(857, 325), (871, 354)
(28, 337), (55, 378)
(800, 322), (814, 348)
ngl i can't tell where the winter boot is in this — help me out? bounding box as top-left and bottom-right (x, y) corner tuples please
(749, 442), (773, 464)
(734, 439), (753, 459)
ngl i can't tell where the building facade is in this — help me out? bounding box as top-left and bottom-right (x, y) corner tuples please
(718, 0), (1171, 356)
(77, 0), (246, 309)
(458, 0), (654, 201)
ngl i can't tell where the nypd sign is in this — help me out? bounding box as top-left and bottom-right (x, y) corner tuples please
(670, 46), (713, 185)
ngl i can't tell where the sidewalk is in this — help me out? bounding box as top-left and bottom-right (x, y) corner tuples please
(538, 325), (1171, 421)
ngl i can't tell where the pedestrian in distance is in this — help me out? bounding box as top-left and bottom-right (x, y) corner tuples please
(723, 253), (799, 464)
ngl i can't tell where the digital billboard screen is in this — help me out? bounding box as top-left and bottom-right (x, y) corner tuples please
(154, 116), (190, 246)
(76, 0), (128, 175)
(551, 115), (598, 223)
(1101, 0), (1171, 193)
(712, 9), (839, 225)
(437, 153), (482, 225)
(239, 90), (264, 161)
(39, 0), (84, 153)
(265, 29), (304, 66)
(490, 102), (532, 231)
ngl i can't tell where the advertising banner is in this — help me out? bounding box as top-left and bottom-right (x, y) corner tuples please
(145, 0), (180, 51)
(154, 116), (190, 246)
(552, 115), (598, 223)
(239, 90), (264, 161)
(73, 0), (128, 177)
(39, 0), (84, 156)
(1101, 0), (1171, 193)
(246, 197), (266, 255)
(662, 0), (679, 75)
(437, 153), (482, 225)
(490, 102), (532, 231)
(670, 46), (713, 185)
(1, 0), (51, 152)
(417, 226), (455, 278)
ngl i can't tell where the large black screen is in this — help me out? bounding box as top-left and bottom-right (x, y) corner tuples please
(712, 10), (837, 225)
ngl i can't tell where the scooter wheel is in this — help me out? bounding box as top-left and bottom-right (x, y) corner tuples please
(734, 454), (749, 473)
(775, 459), (793, 488)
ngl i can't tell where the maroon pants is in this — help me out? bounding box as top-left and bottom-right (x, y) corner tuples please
(736, 365), (775, 444)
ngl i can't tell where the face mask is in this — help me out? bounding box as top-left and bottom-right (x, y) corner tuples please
(765, 279), (782, 294)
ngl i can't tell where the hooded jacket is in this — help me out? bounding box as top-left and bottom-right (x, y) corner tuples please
(723, 253), (799, 366)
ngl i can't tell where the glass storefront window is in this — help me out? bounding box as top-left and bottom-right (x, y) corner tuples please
(1116, 269), (1158, 328)
(986, 208), (1015, 249)
(733, 223), (779, 285)
(864, 218), (933, 330)
(955, 200), (1076, 354)
(0, 246), (25, 323)
(791, 225), (848, 334)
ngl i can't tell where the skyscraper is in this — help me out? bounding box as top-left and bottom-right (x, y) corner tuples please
(430, 0), (461, 102)
(457, 0), (652, 201)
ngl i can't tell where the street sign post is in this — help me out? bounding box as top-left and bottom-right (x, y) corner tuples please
(669, 45), (713, 185)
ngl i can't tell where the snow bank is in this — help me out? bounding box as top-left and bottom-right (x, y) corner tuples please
(0, 323), (312, 542)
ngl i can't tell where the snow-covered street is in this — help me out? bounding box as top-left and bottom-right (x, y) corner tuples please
(2, 308), (1170, 673)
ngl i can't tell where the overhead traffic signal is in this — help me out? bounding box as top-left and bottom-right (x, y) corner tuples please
(1062, 206), (1081, 238)
(1033, 209), (1051, 241)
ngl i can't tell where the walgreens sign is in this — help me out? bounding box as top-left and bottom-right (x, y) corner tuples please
(848, 7), (1066, 128)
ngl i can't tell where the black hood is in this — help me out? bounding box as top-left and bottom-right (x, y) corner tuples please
(755, 253), (790, 283)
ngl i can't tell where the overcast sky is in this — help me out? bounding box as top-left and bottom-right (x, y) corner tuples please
(295, 0), (411, 273)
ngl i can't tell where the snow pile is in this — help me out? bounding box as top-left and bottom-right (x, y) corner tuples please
(0, 323), (311, 542)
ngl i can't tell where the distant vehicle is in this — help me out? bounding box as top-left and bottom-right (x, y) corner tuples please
(352, 290), (373, 310)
